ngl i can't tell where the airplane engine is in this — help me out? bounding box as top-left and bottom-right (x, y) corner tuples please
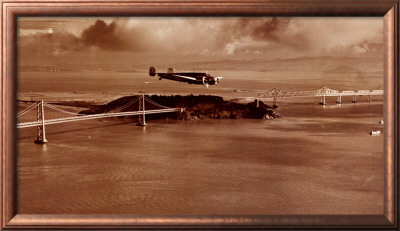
(149, 67), (156, 76)
(208, 79), (216, 85)
(202, 77), (206, 84)
(215, 77), (223, 84)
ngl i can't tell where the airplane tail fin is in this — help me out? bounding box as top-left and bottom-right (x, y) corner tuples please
(149, 67), (156, 76)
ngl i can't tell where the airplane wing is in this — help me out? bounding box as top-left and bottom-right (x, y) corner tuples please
(172, 74), (197, 81)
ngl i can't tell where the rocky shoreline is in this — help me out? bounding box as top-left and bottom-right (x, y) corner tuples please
(80, 95), (279, 121)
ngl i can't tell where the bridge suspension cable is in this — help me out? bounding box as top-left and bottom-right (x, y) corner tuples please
(17, 108), (182, 128)
(108, 96), (140, 113)
(17, 95), (184, 143)
(43, 103), (81, 116)
(144, 97), (171, 109)
(17, 103), (37, 117)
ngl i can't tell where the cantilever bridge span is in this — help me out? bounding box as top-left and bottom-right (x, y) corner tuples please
(232, 87), (383, 106)
(17, 95), (183, 143)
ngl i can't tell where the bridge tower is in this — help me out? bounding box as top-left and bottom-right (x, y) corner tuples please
(34, 100), (47, 144)
(137, 94), (147, 126)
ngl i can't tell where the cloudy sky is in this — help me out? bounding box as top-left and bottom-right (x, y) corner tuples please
(16, 17), (384, 93)
(18, 17), (382, 65)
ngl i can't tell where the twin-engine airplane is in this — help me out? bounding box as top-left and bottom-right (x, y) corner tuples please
(149, 67), (223, 86)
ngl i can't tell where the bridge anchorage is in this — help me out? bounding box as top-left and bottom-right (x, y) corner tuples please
(17, 95), (184, 144)
(231, 87), (383, 106)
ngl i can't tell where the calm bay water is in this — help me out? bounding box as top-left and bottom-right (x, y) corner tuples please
(17, 100), (384, 215)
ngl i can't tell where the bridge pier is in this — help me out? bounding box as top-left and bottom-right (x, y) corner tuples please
(137, 94), (147, 126)
(352, 95), (357, 103)
(368, 95), (371, 102)
(336, 95), (342, 104)
(273, 96), (277, 107)
(319, 95), (326, 105)
(34, 100), (47, 144)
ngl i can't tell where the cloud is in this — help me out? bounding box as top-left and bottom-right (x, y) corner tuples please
(81, 20), (125, 50)
(18, 17), (383, 61)
(351, 39), (382, 55)
(221, 18), (313, 56)
(250, 18), (291, 42)
(18, 29), (83, 57)
(222, 17), (383, 57)
(18, 19), (142, 60)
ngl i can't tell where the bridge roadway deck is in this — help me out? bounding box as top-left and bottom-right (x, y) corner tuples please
(265, 91), (384, 98)
(233, 90), (384, 103)
(17, 108), (182, 128)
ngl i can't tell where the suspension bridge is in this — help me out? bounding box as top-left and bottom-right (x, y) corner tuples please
(17, 95), (184, 144)
(231, 87), (384, 106)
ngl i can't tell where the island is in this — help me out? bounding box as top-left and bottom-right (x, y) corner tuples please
(79, 95), (279, 121)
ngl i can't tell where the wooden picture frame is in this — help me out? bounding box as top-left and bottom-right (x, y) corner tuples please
(1, 0), (399, 230)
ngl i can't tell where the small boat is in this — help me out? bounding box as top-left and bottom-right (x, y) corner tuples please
(370, 130), (381, 135)
(379, 120), (384, 124)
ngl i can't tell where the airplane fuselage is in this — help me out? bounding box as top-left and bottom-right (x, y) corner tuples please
(149, 67), (222, 85)
(157, 72), (217, 85)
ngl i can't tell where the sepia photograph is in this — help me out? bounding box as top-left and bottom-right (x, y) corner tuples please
(16, 16), (385, 216)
